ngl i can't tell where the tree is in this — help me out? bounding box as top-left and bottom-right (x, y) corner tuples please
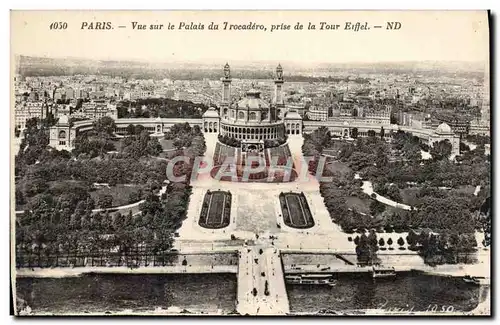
(128, 190), (143, 203)
(367, 130), (376, 137)
(92, 116), (116, 135)
(460, 142), (470, 152)
(126, 124), (136, 135)
(370, 200), (386, 216)
(397, 237), (405, 246)
(387, 238), (393, 246)
(356, 233), (373, 265)
(15, 188), (25, 206)
(351, 127), (358, 139)
(386, 185), (402, 202)
(430, 140), (452, 161)
(407, 230), (418, 249)
(378, 238), (385, 246)
(97, 194), (113, 209)
(367, 230), (379, 263)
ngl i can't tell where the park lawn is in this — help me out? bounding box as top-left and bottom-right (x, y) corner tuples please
(285, 194), (307, 227)
(455, 185), (477, 195)
(400, 185), (477, 208)
(89, 184), (145, 207)
(383, 205), (407, 217)
(326, 140), (345, 151)
(326, 160), (352, 177)
(322, 149), (338, 156)
(109, 139), (124, 152)
(207, 192), (227, 226)
(159, 139), (175, 151)
(200, 191), (231, 229)
(324, 182), (371, 214)
(345, 196), (371, 214)
(47, 179), (86, 188)
(399, 187), (421, 207)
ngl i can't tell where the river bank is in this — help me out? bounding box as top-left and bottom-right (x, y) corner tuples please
(16, 264), (238, 278)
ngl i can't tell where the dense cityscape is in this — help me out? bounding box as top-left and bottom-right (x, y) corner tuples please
(13, 56), (491, 316)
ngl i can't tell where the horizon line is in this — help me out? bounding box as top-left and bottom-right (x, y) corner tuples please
(14, 54), (487, 67)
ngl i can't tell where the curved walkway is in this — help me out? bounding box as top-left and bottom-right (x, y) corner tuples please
(360, 180), (413, 211)
(91, 199), (145, 213)
(16, 186), (167, 215)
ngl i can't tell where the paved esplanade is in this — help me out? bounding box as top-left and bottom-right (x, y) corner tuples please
(236, 246), (289, 315)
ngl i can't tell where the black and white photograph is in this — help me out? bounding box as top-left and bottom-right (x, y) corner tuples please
(9, 10), (491, 316)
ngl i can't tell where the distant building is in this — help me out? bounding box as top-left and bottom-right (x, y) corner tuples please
(306, 100), (391, 125)
(14, 102), (46, 130)
(49, 115), (76, 151)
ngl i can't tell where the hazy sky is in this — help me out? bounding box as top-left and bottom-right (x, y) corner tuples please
(11, 10), (489, 64)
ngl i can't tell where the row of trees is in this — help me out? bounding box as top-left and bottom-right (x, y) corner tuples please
(352, 229), (478, 266)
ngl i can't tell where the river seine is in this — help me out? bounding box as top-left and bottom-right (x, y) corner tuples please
(286, 272), (483, 313)
(16, 272), (484, 314)
(16, 273), (237, 314)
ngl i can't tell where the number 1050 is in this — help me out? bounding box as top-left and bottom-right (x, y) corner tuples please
(426, 304), (455, 312)
(49, 22), (68, 30)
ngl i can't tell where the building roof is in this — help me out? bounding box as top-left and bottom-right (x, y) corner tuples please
(236, 89), (270, 110)
(202, 107), (219, 118)
(435, 122), (452, 134)
(284, 110), (302, 120)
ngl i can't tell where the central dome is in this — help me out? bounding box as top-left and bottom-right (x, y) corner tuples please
(237, 88), (270, 110)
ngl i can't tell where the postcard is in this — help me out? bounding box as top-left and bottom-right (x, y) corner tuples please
(10, 10), (491, 316)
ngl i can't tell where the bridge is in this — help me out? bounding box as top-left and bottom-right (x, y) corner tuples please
(236, 247), (289, 315)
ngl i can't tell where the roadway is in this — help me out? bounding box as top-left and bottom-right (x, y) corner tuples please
(236, 247), (289, 315)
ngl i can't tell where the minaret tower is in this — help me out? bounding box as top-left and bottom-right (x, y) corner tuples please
(274, 63), (285, 119)
(221, 63), (232, 117)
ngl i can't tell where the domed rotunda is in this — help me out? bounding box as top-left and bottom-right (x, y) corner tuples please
(218, 63), (287, 145)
